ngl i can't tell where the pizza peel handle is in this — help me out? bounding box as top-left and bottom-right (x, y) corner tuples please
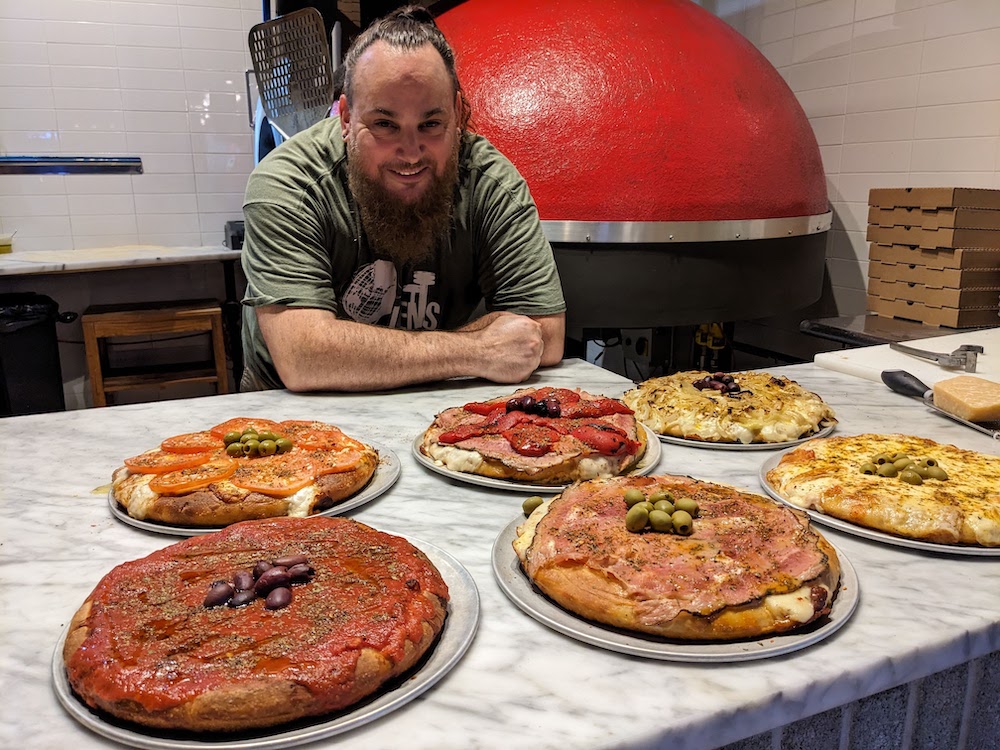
(881, 369), (932, 399)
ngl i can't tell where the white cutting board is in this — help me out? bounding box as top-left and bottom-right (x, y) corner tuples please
(813, 328), (1000, 387)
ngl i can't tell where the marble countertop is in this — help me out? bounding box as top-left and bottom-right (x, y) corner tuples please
(2, 359), (998, 750)
(0, 245), (241, 276)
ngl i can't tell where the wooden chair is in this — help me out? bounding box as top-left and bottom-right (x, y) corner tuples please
(82, 300), (230, 407)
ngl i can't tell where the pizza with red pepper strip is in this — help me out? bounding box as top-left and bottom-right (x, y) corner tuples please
(62, 516), (449, 732)
(112, 418), (378, 527)
(419, 387), (648, 485)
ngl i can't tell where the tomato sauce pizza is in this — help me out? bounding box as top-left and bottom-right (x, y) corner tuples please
(112, 418), (378, 527)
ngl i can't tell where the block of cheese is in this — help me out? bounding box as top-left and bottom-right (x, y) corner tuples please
(933, 375), (1000, 422)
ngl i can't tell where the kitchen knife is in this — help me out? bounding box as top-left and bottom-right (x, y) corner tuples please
(880, 369), (1000, 440)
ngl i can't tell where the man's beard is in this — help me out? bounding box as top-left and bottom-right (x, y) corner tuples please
(347, 138), (459, 266)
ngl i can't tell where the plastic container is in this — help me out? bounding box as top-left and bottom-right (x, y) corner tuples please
(0, 293), (77, 416)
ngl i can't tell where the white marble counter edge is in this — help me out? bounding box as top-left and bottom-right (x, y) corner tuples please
(0, 245), (241, 276)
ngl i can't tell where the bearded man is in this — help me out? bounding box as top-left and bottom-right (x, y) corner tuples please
(239, 5), (566, 392)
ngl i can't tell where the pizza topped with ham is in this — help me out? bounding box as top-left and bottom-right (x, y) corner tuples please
(514, 475), (841, 640)
(419, 387), (648, 485)
(112, 418), (379, 527)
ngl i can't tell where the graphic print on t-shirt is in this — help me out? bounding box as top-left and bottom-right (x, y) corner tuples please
(342, 260), (441, 330)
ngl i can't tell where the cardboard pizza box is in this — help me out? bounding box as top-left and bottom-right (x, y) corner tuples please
(868, 187), (1000, 210)
(867, 278), (1000, 308)
(865, 224), (1000, 249)
(868, 244), (1000, 269)
(868, 261), (1000, 289)
(867, 295), (1000, 328)
(867, 206), (1000, 231)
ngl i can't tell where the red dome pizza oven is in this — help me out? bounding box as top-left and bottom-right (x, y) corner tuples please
(436, 0), (831, 338)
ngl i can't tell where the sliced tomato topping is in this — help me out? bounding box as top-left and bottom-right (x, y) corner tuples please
(160, 431), (224, 454)
(278, 420), (355, 451)
(149, 456), (238, 495)
(502, 423), (560, 457)
(123, 450), (214, 475)
(310, 449), (364, 476)
(209, 417), (283, 440)
(230, 453), (316, 497)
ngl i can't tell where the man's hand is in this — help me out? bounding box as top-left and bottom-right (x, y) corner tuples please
(461, 311), (545, 383)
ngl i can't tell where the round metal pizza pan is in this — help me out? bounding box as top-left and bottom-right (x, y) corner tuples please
(52, 535), (479, 749)
(108, 443), (401, 537)
(759, 451), (1000, 557)
(411, 423), (661, 493)
(655, 421), (836, 450)
(491, 517), (859, 662)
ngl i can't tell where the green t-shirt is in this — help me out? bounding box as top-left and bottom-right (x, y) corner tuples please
(240, 117), (565, 390)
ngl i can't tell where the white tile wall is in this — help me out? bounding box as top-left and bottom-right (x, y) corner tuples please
(0, 0), (264, 250)
(706, 0), (1000, 317)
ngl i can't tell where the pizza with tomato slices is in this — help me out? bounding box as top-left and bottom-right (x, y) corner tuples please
(111, 418), (379, 527)
(419, 387), (647, 485)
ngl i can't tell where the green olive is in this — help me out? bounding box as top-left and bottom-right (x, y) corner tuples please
(241, 439), (260, 457)
(275, 437), (293, 454)
(860, 462), (878, 475)
(258, 439), (277, 456)
(624, 488), (646, 507)
(893, 457), (913, 470)
(913, 464), (933, 479)
(876, 463), (898, 478)
(648, 509), (673, 532)
(649, 490), (673, 504)
(522, 495), (544, 515)
(257, 431), (279, 442)
(653, 499), (675, 515)
(674, 497), (699, 517)
(890, 452), (909, 462)
(922, 457), (938, 467)
(241, 427), (259, 437)
(638, 501), (654, 513)
(223, 430), (242, 446)
(225, 442), (244, 457)
(926, 466), (949, 481)
(240, 431), (258, 444)
(872, 453), (892, 465)
(671, 510), (693, 535)
(899, 469), (923, 485)
(625, 505), (650, 532)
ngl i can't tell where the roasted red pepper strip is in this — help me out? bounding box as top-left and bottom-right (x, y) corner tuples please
(570, 423), (638, 456)
(561, 398), (634, 418)
(502, 423), (560, 456)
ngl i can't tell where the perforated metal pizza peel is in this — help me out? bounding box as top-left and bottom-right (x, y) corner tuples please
(248, 8), (335, 139)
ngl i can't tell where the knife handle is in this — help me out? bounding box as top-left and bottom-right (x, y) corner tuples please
(881, 369), (932, 399)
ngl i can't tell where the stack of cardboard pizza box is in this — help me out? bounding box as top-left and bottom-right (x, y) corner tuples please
(865, 187), (1000, 327)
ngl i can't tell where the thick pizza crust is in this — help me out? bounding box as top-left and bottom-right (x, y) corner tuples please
(112, 449), (378, 526)
(62, 517), (448, 732)
(624, 371), (837, 444)
(514, 476), (841, 640)
(766, 433), (1000, 546)
(420, 388), (647, 485)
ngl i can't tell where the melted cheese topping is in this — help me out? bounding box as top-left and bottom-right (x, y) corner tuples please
(426, 443), (485, 473)
(288, 485), (318, 516)
(624, 371), (836, 444)
(765, 584), (823, 623)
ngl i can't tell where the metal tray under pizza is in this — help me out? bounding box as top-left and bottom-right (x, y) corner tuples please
(656, 422), (836, 450)
(758, 451), (1000, 557)
(491, 517), (859, 662)
(109, 443), (401, 536)
(52, 535), (479, 750)
(411, 424), (661, 493)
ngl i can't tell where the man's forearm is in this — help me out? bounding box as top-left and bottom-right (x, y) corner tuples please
(259, 307), (488, 391)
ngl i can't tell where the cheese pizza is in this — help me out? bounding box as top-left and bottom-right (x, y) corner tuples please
(112, 418), (378, 526)
(514, 475), (841, 640)
(624, 370), (836, 444)
(419, 387), (647, 485)
(63, 516), (449, 732)
(766, 433), (1000, 546)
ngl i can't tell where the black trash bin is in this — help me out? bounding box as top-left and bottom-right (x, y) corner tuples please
(0, 293), (77, 416)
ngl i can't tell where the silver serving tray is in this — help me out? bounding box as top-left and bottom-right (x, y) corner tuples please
(109, 443), (401, 536)
(53, 535), (479, 749)
(759, 451), (1000, 557)
(411, 424), (661, 493)
(492, 517), (859, 662)
(656, 422), (836, 450)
